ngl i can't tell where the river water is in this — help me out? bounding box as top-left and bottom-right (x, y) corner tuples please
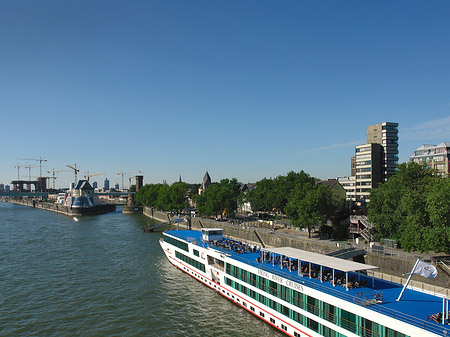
(0, 202), (282, 336)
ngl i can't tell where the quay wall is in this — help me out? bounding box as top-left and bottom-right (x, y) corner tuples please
(143, 208), (450, 292)
(8, 197), (116, 216)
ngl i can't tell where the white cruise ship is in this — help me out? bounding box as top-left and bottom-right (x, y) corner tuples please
(160, 228), (449, 337)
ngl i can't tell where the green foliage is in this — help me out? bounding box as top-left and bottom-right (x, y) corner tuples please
(368, 162), (450, 253)
(247, 171), (316, 213)
(134, 182), (190, 213)
(286, 184), (333, 238)
(197, 178), (240, 218)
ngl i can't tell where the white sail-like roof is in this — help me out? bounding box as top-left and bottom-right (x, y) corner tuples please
(265, 247), (378, 273)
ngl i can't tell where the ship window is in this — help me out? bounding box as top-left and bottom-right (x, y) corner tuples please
(323, 326), (338, 337)
(294, 332), (301, 337)
(292, 290), (304, 309)
(164, 236), (189, 252)
(340, 309), (357, 333)
(307, 296), (319, 316)
(322, 302), (336, 323)
(193, 249), (199, 257)
(307, 318), (319, 332)
(292, 311), (303, 324)
(175, 251), (205, 273)
(361, 318), (380, 337)
(250, 306), (255, 312)
(270, 318), (275, 324)
(281, 324), (287, 331)
(384, 328), (408, 337)
(260, 312), (265, 318)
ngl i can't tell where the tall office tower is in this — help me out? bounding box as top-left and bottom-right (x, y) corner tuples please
(104, 178), (110, 190)
(366, 122), (399, 182)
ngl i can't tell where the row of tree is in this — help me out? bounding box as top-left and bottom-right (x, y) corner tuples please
(134, 179), (241, 219)
(134, 164), (450, 253)
(134, 170), (349, 239)
(368, 162), (450, 253)
(134, 182), (192, 214)
(245, 171), (349, 238)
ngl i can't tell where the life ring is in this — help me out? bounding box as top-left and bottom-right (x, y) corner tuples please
(374, 293), (381, 301)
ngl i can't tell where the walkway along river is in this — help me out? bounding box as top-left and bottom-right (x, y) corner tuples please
(0, 202), (282, 336)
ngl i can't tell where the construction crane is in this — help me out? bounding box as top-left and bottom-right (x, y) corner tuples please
(128, 175), (138, 190)
(17, 157), (47, 180)
(116, 171), (142, 191)
(13, 163), (22, 181)
(83, 171), (105, 182)
(24, 165), (39, 181)
(66, 164), (80, 185)
(47, 169), (71, 190)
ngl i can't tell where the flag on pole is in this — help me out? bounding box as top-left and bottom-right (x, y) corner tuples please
(413, 260), (438, 279)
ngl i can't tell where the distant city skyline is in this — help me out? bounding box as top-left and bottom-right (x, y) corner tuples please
(1, 1), (449, 188)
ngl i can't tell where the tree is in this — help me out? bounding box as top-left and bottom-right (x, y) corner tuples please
(196, 179), (240, 218)
(247, 170), (316, 214)
(287, 184), (333, 238)
(368, 162), (450, 253)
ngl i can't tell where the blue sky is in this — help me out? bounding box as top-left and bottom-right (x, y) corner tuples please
(1, 1), (449, 188)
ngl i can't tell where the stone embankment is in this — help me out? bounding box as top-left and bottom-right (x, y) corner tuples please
(8, 197), (116, 216)
(143, 207), (450, 295)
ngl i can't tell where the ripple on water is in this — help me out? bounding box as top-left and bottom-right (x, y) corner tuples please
(0, 203), (282, 337)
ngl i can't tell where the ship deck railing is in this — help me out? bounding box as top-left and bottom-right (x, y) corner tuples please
(191, 238), (450, 336)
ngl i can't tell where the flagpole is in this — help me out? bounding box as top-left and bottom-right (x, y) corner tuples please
(396, 258), (420, 302)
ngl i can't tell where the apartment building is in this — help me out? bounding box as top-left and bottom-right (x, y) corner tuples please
(354, 143), (382, 204)
(366, 122), (399, 181)
(409, 142), (450, 177)
(344, 122), (399, 205)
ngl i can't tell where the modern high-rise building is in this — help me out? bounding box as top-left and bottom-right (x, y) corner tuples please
(366, 122), (399, 181)
(355, 143), (382, 204)
(92, 181), (98, 189)
(409, 142), (450, 177)
(104, 178), (110, 190)
(344, 122), (399, 205)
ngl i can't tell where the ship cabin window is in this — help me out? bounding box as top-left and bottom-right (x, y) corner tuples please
(193, 249), (199, 257)
(164, 236), (189, 252)
(259, 311), (265, 318)
(307, 318), (319, 333)
(340, 309), (357, 334)
(281, 324), (287, 331)
(384, 328), (407, 337)
(270, 318), (275, 324)
(361, 318), (379, 337)
(294, 332), (301, 337)
(243, 302), (247, 307)
(323, 326), (337, 337)
(307, 296), (319, 316)
(250, 306), (255, 312)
